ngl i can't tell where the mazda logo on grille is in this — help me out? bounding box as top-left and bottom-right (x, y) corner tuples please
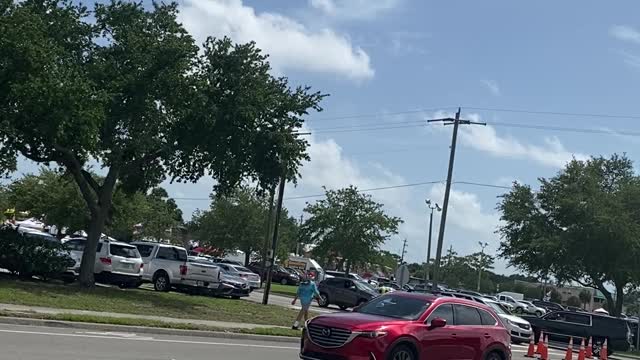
(321, 328), (331, 337)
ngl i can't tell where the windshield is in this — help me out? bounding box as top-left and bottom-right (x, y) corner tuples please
(356, 295), (430, 320)
(355, 280), (377, 292)
(234, 266), (252, 273)
(488, 301), (510, 315)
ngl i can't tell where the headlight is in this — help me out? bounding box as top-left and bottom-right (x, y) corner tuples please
(356, 330), (388, 339)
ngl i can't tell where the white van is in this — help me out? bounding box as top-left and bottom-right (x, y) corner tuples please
(285, 255), (326, 281)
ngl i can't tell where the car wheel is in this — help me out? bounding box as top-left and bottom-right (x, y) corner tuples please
(535, 310), (543, 317)
(153, 272), (170, 292)
(318, 293), (330, 307)
(485, 351), (503, 360)
(388, 344), (415, 360)
(280, 278), (288, 285)
(515, 307), (523, 314)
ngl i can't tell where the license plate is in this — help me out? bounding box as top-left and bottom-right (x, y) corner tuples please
(121, 263), (134, 269)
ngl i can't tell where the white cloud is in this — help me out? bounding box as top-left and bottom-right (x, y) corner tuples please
(428, 183), (500, 238)
(610, 25), (640, 44)
(481, 79), (501, 96)
(309, 0), (400, 20)
(178, 0), (374, 81)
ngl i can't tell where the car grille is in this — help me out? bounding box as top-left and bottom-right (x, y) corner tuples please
(517, 323), (531, 330)
(307, 324), (352, 348)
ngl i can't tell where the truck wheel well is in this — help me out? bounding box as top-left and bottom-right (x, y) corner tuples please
(153, 270), (168, 281)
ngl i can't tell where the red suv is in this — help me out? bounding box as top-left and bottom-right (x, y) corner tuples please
(300, 292), (511, 360)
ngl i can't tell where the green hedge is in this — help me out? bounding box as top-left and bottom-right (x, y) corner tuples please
(0, 226), (74, 279)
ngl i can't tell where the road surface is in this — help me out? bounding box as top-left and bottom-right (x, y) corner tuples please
(0, 323), (563, 360)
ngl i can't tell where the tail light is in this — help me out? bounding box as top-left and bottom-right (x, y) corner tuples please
(179, 265), (188, 275)
(99, 257), (112, 265)
(140, 263), (144, 269)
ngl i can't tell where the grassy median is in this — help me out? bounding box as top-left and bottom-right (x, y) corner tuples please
(270, 284), (297, 297)
(0, 276), (313, 327)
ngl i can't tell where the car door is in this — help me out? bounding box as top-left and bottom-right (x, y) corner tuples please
(155, 246), (184, 281)
(420, 303), (461, 360)
(135, 244), (155, 280)
(452, 304), (484, 360)
(547, 312), (590, 343)
(342, 279), (359, 307)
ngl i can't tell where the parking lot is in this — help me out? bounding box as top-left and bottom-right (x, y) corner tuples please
(0, 323), (572, 360)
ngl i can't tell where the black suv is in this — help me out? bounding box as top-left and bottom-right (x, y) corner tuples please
(247, 263), (300, 285)
(523, 311), (631, 355)
(317, 277), (378, 310)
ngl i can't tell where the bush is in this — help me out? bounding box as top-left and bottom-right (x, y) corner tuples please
(0, 226), (73, 279)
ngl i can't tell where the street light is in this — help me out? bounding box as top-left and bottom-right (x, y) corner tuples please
(477, 241), (489, 292)
(424, 199), (441, 285)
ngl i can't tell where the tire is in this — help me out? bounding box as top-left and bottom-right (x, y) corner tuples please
(318, 293), (330, 307)
(387, 344), (416, 360)
(153, 272), (170, 292)
(280, 278), (288, 285)
(535, 310), (543, 317)
(485, 351), (503, 360)
(515, 307), (524, 314)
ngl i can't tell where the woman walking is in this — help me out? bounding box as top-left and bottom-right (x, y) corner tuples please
(291, 274), (320, 330)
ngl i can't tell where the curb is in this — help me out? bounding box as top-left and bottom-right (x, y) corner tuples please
(0, 316), (300, 344)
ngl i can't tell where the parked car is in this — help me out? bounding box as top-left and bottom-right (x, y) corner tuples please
(531, 300), (566, 313)
(301, 292), (511, 360)
(324, 270), (366, 282)
(519, 300), (547, 316)
(132, 242), (221, 293)
(188, 257), (249, 299)
(317, 277), (378, 310)
(522, 310), (632, 355)
(247, 263), (300, 285)
(497, 293), (530, 314)
(65, 238), (143, 287)
(216, 263), (261, 290)
(484, 299), (533, 343)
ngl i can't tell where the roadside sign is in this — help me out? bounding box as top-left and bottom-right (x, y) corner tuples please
(395, 265), (410, 286)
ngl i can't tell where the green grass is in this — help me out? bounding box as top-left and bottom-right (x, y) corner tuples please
(0, 310), (301, 337)
(0, 275), (313, 327)
(270, 284), (297, 297)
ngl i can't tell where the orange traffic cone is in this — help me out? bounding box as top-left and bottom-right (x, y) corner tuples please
(599, 339), (608, 360)
(525, 333), (536, 358)
(537, 331), (547, 355)
(577, 338), (586, 360)
(565, 337), (574, 360)
(543, 335), (550, 360)
(586, 337), (593, 359)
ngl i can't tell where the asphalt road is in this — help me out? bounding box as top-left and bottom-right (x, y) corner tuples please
(0, 323), (567, 360)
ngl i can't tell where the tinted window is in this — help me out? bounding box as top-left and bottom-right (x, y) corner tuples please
(156, 247), (186, 261)
(136, 245), (154, 258)
(427, 304), (454, 324)
(356, 295), (431, 320)
(454, 304), (482, 326)
(564, 313), (590, 325)
(234, 266), (252, 273)
(110, 244), (140, 258)
(324, 278), (342, 287)
(479, 309), (497, 325)
(65, 239), (86, 251)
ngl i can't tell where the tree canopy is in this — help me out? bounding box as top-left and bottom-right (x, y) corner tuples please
(0, 0), (324, 285)
(498, 154), (640, 315)
(301, 186), (402, 272)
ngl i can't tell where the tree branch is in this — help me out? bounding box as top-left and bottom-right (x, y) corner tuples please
(53, 145), (98, 215)
(81, 170), (100, 194)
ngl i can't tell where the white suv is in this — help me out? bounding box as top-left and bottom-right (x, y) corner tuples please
(65, 238), (143, 287)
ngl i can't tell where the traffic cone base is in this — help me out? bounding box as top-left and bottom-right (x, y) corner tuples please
(543, 335), (550, 360)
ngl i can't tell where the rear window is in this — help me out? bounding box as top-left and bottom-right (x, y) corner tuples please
(356, 295), (431, 320)
(156, 247), (188, 261)
(110, 244), (140, 258)
(65, 239), (86, 251)
(136, 244), (154, 258)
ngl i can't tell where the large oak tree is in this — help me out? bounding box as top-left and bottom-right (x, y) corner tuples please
(0, 0), (324, 286)
(498, 154), (640, 315)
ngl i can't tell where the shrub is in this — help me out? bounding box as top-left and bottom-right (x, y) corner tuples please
(0, 226), (73, 279)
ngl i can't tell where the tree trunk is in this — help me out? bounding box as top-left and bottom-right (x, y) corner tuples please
(597, 283), (616, 315)
(614, 282), (625, 316)
(244, 248), (251, 266)
(78, 207), (109, 287)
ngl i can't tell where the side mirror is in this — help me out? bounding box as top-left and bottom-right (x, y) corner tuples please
(430, 317), (447, 329)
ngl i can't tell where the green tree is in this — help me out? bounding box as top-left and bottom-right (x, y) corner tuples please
(467, 251), (495, 292)
(0, 1), (323, 286)
(549, 288), (562, 303)
(302, 186), (402, 273)
(7, 168), (89, 235)
(579, 289), (592, 309)
(498, 155), (640, 315)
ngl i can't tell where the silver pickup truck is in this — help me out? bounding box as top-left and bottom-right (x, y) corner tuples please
(132, 242), (221, 293)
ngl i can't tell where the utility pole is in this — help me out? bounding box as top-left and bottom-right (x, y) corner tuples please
(262, 176), (286, 305)
(424, 199), (441, 284)
(477, 241), (489, 292)
(400, 238), (408, 264)
(259, 187), (276, 287)
(428, 108), (486, 289)
(297, 214), (303, 255)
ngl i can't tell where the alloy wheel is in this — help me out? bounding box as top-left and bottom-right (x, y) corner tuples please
(393, 349), (413, 360)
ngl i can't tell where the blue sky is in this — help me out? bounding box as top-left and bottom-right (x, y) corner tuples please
(13, 0), (640, 274)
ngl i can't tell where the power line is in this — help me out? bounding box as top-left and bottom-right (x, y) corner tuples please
(465, 106), (640, 120)
(310, 107), (456, 122)
(170, 179), (513, 203)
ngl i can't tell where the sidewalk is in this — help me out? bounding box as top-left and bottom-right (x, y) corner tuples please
(0, 303), (286, 330)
